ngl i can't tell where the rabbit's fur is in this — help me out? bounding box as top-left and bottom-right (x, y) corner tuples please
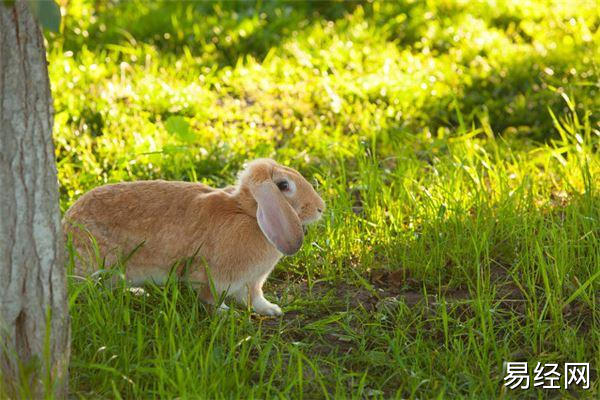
(63, 158), (325, 316)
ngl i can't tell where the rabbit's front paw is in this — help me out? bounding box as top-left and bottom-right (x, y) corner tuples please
(216, 302), (230, 313)
(253, 297), (283, 316)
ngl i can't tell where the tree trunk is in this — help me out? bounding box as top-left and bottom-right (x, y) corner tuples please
(0, 1), (69, 398)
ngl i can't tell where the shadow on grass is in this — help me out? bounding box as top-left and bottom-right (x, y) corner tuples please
(427, 49), (599, 141)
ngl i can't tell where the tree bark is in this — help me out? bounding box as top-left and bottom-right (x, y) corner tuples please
(0, 1), (69, 397)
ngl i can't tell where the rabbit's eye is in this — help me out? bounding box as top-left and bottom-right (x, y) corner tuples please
(276, 181), (289, 191)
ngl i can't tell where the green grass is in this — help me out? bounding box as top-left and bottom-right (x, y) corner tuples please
(47, 0), (599, 398)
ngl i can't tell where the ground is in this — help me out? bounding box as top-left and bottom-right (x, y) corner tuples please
(47, 0), (598, 398)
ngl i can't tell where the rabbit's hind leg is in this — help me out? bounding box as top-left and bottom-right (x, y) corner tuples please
(232, 285), (251, 308)
(188, 270), (230, 312)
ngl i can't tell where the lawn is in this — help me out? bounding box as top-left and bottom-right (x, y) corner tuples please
(48, 0), (599, 398)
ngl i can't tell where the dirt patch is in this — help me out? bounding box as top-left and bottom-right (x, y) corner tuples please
(282, 279), (472, 314)
(267, 265), (593, 335)
(271, 263), (534, 320)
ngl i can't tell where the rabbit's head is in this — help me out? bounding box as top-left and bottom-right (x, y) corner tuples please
(237, 158), (325, 255)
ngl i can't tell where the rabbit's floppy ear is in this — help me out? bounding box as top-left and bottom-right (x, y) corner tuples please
(254, 182), (304, 255)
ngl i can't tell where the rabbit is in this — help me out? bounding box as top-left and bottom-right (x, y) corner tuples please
(63, 158), (325, 316)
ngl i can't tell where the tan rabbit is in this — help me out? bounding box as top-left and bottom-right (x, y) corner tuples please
(63, 158), (325, 316)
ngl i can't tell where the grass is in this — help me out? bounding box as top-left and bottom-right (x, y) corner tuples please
(46, 0), (600, 398)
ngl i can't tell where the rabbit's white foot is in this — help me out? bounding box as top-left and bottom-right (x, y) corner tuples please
(216, 302), (230, 313)
(252, 296), (282, 316)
